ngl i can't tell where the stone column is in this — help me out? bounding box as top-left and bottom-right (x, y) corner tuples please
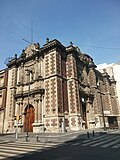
(32, 97), (44, 133)
(15, 102), (20, 116)
(20, 63), (24, 84)
(39, 58), (42, 76)
(34, 99), (39, 123)
(42, 96), (44, 123)
(35, 57), (38, 79)
(86, 98), (95, 129)
(19, 102), (23, 124)
(86, 100), (90, 129)
(18, 102), (23, 133)
(15, 102), (22, 133)
(38, 97), (42, 123)
(15, 103), (18, 116)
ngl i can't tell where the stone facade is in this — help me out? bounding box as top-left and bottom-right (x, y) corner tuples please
(0, 69), (8, 133)
(97, 63), (120, 112)
(2, 39), (119, 133)
(97, 63), (120, 127)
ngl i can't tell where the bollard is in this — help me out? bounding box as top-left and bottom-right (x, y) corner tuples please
(25, 135), (28, 142)
(93, 130), (95, 137)
(87, 132), (89, 138)
(36, 135), (39, 142)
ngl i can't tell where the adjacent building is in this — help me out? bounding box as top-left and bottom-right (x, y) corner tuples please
(0, 69), (8, 133)
(97, 62), (120, 109)
(97, 62), (120, 126)
(1, 39), (119, 133)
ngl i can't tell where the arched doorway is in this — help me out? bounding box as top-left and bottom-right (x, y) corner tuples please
(82, 102), (88, 129)
(24, 104), (35, 132)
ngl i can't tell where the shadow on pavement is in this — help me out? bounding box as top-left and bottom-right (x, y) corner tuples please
(4, 131), (120, 160)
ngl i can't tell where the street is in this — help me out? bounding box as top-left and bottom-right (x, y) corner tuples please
(0, 131), (120, 160)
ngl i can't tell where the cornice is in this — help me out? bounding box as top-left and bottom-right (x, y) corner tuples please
(43, 39), (65, 51)
(66, 45), (78, 56)
(15, 88), (45, 99)
(43, 39), (66, 56)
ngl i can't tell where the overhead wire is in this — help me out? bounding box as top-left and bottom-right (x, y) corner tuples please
(79, 44), (120, 50)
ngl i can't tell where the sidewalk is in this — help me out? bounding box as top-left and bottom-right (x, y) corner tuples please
(0, 128), (119, 144)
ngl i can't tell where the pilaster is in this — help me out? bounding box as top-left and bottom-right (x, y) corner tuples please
(66, 53), (81, 130)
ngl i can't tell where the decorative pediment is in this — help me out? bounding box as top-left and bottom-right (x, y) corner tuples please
(78, 53), (97, 69)
(23, 43), (40, 58)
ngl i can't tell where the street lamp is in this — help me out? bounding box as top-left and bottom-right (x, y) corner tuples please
(25, 69), (33, 141)
(98, 80), (107, 131)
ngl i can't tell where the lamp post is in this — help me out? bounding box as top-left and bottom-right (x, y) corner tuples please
(25, 69), (33, 141)
(99, 81), (107, 131)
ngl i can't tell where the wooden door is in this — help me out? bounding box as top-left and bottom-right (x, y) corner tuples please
(24, 105), (35, 132)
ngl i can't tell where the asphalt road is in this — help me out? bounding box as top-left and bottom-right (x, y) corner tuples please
(12, 140), (120, 160)
(1, 130), (120, 160)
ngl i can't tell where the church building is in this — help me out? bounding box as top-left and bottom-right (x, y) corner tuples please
(2, 38), (119, 133)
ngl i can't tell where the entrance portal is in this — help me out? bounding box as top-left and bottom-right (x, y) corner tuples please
(82, 102), (87, 129)
(108, 116), (118, 129)
(24, 105), (35, 132)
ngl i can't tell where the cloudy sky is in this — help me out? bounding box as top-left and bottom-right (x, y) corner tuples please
(0, 0), (120, 69)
